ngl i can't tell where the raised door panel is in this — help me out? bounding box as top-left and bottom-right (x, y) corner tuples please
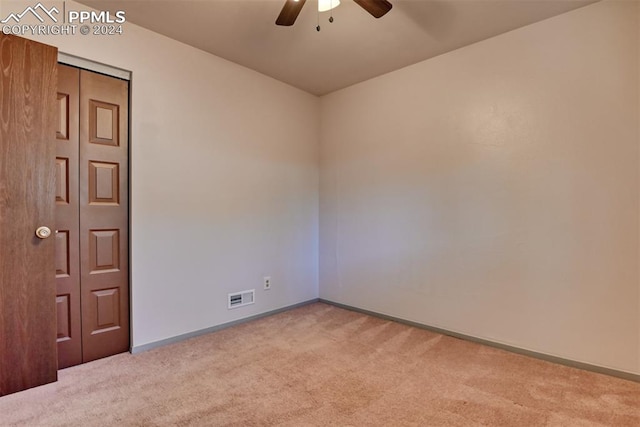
(55, 230), (70, 277)
(56, 295), (72, 342)
(55, 64), (82, 369)
(89, 161), (119, 205)
(0, 34), (58, 396)
(56, 93), (69, 140)
(89, 100), (119, 146)
(89, 229), (120, 273)
(55, 157), (69, 204)
(79, 70), (129, 363)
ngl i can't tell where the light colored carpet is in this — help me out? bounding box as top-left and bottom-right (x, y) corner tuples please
(0, 302), (638, 426)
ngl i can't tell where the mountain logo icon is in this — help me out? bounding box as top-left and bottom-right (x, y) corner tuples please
(1, 2), (60, 24)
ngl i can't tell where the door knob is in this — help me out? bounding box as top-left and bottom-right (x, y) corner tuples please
(35, 226), (52, 239)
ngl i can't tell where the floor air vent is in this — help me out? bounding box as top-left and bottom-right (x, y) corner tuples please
(228, 289), (255, 309)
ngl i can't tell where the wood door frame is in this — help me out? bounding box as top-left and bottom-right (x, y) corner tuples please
(58, 52), (133, 355)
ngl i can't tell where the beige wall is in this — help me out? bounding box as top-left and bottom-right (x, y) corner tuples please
(320, 0), (639, 374)
(5, 1), (320, 349)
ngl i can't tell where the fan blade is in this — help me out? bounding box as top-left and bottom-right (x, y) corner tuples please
(276, 0), (307, 26)
(353, 0), (393, 18)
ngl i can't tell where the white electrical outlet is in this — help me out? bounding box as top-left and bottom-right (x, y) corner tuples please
(263, 276), (271, 290)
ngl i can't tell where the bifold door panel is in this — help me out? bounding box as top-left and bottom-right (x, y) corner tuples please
(55, 65), (129, 367)
(56, 64), (82, 368)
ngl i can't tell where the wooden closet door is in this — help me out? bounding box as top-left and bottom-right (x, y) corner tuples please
(79, 70), (129, 362)
(55, 64), (82, 368)
(0, 34), (58, 396)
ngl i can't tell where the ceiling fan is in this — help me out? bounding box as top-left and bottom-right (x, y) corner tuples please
(276, 0), (393, 26)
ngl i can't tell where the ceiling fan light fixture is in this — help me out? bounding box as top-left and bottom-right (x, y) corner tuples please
(318, 0), (340, 12)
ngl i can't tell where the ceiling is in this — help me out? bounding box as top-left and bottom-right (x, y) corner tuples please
(79, 0), (597, 96)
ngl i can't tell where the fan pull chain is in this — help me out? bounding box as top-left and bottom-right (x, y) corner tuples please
(329, 0), (334, 23)
(316, 0), (336, 31)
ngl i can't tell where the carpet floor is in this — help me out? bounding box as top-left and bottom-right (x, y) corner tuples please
(0, 302), (638, 426)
